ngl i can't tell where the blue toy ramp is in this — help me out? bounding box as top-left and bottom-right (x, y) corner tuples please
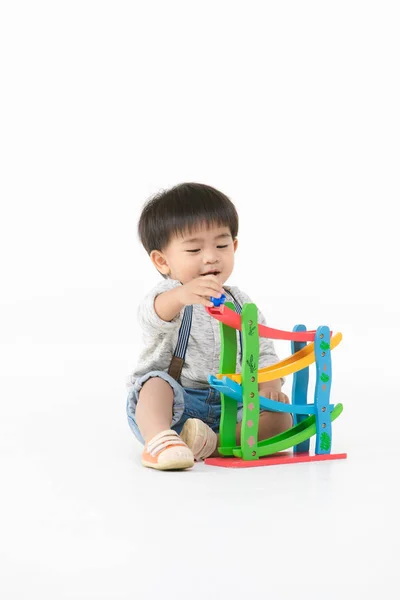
(208, 375), (334, 416)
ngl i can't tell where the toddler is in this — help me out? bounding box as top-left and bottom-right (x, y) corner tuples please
(126, 182), (292, 470)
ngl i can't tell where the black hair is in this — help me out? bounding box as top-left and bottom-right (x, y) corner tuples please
(138, 182), (239, 258)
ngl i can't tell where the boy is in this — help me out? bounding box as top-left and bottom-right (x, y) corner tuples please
(126, 182), (292, 470)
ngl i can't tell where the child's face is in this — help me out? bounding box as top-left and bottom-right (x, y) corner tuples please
(151, 223), (238, 285)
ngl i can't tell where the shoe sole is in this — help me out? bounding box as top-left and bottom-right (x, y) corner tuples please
(142, 458), (194, 471)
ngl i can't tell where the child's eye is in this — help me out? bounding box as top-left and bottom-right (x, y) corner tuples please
(186, 245), (228, 253)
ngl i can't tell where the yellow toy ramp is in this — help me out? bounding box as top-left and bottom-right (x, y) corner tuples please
(216, 332), (343, 384)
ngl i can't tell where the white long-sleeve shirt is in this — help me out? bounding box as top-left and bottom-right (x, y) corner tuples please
(128, 278), (282, 390)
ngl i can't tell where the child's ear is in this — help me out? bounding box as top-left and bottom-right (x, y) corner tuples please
(150, 250), (170, 276)
(233, 238), (239, 252)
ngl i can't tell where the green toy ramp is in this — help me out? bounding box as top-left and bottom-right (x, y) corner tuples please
(218, 403), (344, 458)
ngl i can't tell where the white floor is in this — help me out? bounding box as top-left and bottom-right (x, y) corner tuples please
(2, 1), (400, 596)
(1, 348), (399, 600)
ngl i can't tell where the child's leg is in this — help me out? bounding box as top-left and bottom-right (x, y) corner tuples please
(181, 400), (293, 460)
(135, 377), (174, 442)
(235, 410), (292, 445)
(217, 411), (290, 455)
(127, 372), (194, 470)
(208, 410), (292, 457)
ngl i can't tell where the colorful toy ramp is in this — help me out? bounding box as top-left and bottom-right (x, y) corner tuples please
(204, 299), (346, 466)
(214, 332), (343, 384)
(215, 403), (344, 459)
(208, 375), (335, 415)
(206, 305), (333, 342)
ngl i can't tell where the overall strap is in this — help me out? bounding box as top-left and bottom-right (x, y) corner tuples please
(224, 287), (243, 361)
(167, 288), (243, 382)
(167, 305), (193, 381)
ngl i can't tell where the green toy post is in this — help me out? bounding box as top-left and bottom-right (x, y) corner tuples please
(239, 303), (261, 460)
(218, 301), (238, 453)
(218, 302), (261, 459)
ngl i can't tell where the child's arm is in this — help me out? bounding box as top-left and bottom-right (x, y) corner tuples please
(155, 275), (224, 322)
(138, 280), (184, 333)
(154, 287), (185, 322)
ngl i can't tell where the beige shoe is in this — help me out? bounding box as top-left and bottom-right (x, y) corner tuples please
(142, 430), (194, 471)
(180, 419), (218, 461)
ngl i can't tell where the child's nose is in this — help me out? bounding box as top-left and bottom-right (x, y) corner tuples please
(203, 248), (219, 263)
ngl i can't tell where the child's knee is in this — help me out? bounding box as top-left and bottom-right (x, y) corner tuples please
(128, 371), (185, 432)
(139, 376), (174, 400)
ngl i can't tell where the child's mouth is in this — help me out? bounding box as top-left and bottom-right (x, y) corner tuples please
(201, 270), (220, 276)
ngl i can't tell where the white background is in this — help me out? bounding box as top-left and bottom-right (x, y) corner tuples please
(1, 1), (399, 599)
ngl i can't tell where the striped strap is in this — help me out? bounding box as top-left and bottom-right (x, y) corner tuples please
(168, 288), (243, 382)
(225, 288), (243, 361)
(167, 305), (192, 381)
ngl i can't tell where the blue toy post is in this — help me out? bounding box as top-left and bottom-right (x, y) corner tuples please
(291, 324), (310, 454)
(314, 325), (332, 454)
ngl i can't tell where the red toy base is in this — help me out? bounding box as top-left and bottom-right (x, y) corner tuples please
(204, 451), (347, 468)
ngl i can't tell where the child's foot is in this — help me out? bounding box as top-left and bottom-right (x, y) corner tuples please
(142, 430), (194, 470)
(180, 419), (218, 461)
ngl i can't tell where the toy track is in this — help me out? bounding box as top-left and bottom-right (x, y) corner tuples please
(208, 375), (334, 415)
(218, 403), (343, 458)
(206, 304), (333, 342)
(205, 299), (346, 466)
(215, 332), (342, 384)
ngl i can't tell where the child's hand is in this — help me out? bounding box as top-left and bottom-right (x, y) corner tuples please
(177, 275), (225, 308)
